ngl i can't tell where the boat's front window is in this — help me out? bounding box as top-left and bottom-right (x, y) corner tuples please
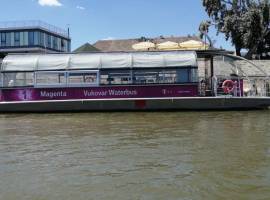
(2, 72), (34, 87)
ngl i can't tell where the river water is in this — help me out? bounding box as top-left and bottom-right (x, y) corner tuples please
(0, 111), (270, 200)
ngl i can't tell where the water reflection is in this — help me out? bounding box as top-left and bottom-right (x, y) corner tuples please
(0, 111), (270, 200)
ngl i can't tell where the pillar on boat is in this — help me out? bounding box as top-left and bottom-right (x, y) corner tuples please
(210, 55), (214, 95)
(210, 55), (214, 80)
(204, 55), (214, 96)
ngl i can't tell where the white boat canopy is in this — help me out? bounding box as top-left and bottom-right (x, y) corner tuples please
(1, 51), (197, 72)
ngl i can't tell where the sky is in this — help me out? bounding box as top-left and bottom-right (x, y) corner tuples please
(0, 0), (233, 51)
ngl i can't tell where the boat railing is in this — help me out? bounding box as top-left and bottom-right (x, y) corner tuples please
(208, 53), (270, 98)
(215, 76), (242, 97)
(198, 77), (211, 96)
(229, 56), (270, 97)
(243, 77), (270, 97)
(199, 75), (270, 97)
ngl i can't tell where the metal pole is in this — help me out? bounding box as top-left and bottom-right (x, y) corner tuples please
(210, 56), (214, 94)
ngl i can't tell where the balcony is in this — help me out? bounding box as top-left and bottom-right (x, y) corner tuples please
(0, 20), (69, 39)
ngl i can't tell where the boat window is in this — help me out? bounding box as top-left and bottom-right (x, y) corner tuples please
(133, 68), (195, 84)
(2, 72), (34, 87)
(100, 70), (132, 85)
(67, 71), (99, 86)
(159, 70), (178, 83)
(190, 68), (198, 82)
(35, 72), (66, 87)
(99, 68), (197, 85)
(176, 69), (189, 83)
(0, 73), (2, 87)
(133, 70), (160, 84)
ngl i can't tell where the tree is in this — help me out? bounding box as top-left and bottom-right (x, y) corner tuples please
(202, 0), (270, 59)
(199, 20), (213, 47)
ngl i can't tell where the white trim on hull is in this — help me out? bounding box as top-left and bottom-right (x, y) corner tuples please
(0, 97), (269, 112)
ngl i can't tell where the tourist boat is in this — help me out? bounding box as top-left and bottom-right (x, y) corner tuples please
(0, 50), (269, 112)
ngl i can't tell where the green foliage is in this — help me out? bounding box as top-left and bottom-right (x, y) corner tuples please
(199, 20), (213, 47)
(202, 0), (270, 58)
(199, 20), (211, 37)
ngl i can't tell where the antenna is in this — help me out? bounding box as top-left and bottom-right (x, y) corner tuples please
(66, 24), (70, 38)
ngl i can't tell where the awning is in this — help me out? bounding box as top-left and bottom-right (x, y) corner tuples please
(157, 41), (181, 50)
(179, 40), (209, 50)
(1, 51), (197, 72)
(132, 41), (156, 51)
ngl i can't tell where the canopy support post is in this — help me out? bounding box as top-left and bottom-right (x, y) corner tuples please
(210, 55), (214, 95)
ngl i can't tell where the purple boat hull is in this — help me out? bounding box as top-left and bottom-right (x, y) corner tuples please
(0, 84), (268, 112)
(0, 84), (198, 102)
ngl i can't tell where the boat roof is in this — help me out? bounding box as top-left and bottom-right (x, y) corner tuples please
(1, 51), (197, 72)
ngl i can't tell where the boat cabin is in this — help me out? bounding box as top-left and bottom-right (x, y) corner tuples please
(0, 51), (200, 101)
(0, 51), (198, 88)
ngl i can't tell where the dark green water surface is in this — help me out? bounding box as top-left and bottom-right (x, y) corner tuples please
(0, 111), (270, 200)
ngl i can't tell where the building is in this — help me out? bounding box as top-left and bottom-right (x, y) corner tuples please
(92, 35), (203, 52)
(73, 43), (100, 53)
(0, 20), (71, 55)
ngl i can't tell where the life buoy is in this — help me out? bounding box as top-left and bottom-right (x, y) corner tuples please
(222, 80), (235, 94)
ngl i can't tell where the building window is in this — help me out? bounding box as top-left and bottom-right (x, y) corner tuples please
(40, 32), (45, 47)
(14, 32), (20, 46)
(1, 33), (6, 46)
(7, 33), (11, 46)
(61, 39), (66, 51)
(67, 41), (71, 52)
(34, 32), (39, 45)
(28, 31), (34, 45)
(53, 36), (58, 50)
(46, 34), (51, 48)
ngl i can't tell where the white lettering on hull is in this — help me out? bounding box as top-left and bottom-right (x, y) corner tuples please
(108, 89), (137, 96)
(83, 90), (108, 97)
(40, 91), (67, 98)
(83, 89), (138, 97)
